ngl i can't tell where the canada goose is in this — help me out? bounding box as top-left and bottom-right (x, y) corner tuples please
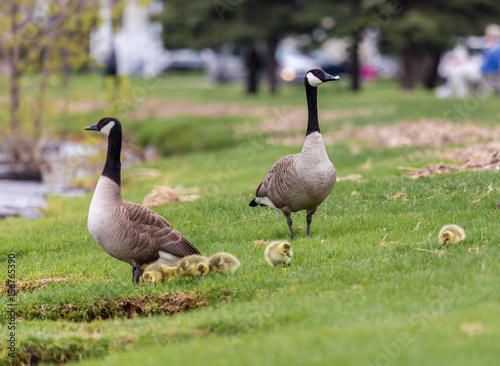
(439, 224), (465, 246)
(209, 253), (240, 275)
(174, 255), (211, 279)
(264, 240), (293, 267)
(249, 69), (339, 239)
(85, 117), (201, 284)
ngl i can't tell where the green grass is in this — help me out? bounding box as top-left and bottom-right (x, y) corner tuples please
(1, 74), (499, 365)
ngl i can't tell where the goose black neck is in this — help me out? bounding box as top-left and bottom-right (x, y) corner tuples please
(305, 83), (320, 136)
(102, 125), (122, 186)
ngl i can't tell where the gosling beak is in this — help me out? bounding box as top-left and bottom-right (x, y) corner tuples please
(287, 253), (291, 258)
(148, 281), (154, 286)
(84, 123), (99, 131)
(441, 241), (447, 246)
(324, 73), (340, 82)
(198, 274), (203, 279)
(161, 278), (164, 282)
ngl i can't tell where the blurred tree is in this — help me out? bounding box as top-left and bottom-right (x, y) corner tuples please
(0, 0), (104, 163)
(377, 0), (500, 90)
(157, 0), (330, 95)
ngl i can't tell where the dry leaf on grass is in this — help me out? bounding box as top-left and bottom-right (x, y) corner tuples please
(413, 248), (446, 256)
(0, 277), (70, 294)
(143, 186), (199, 207)
(388, 192), (408, 202)
(409, 148), (500, 179)
(293, 226), (303, 233)
(254, 240), (268, 248)
(337, 174), (362, 182)
(460, 322), (484, 336)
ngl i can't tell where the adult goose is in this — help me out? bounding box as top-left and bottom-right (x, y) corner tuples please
(85, 117), (200, 284)
(249, 69), (338, 239)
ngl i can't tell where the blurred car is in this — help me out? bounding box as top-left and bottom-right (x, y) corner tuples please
(165, 49), (204, 71)
(276, 45), (320, 82)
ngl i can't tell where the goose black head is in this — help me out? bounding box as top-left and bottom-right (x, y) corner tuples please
(85, 117), (121, 136)
(305, 69), (340, 87)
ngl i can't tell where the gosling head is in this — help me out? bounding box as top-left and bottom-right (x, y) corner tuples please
(305, 69), (340, 88)
(440, 231), (453, 246)
(84, 117), (121, 137)
(142, 271), (159, 286)
(197, 263), (210, 279)
(279, 242), (292, 258)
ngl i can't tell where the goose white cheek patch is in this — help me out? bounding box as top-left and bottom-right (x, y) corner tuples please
(100, 122), (115, 136)
(306, 73), (323, 87)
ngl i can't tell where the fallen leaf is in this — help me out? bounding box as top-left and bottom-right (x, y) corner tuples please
(254, 240), (268, 248)
(460, 322), (484, 336)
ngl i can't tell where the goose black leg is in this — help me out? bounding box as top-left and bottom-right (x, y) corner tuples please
(305, 214), (313, 237)
(286, 217), (295, 240)
(132, 266), (143, 285)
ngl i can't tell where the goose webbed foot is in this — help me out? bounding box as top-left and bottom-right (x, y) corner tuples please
(286, 217), (295, 240)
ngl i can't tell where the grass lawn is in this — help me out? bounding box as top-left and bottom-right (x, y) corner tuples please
(0, 74), (499, 365)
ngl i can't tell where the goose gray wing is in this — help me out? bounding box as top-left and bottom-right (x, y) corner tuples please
(251, 154), (298, 208)
(122, 201), (201, 263)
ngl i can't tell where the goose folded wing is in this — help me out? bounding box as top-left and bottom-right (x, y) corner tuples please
(123, 201), (201, 257)
(256, 154), (296, 197)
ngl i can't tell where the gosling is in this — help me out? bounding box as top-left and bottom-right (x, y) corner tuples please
(174, 255), (211, 279)
(209, 253), (240, 275)
(141, 262), (173, 285)
(439, 224), (465, 246)
(264, 240), (293, 267)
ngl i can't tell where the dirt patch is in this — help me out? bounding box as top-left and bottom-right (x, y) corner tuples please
(128, 99), (383, 134)
(325, 119), (500, 148)
(129, 99), (270, 120)
(260, 107), (381, 134)
(1, 277), (70, 294)
(28, 292), (207, 322)
(280, 119), (500, 147)
(408, 144), (500, 178)
(143, 185), (200, 207)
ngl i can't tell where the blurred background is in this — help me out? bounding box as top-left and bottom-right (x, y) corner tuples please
(1, 0), (500, 218)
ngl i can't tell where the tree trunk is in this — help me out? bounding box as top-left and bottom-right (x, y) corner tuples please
(245, 44), (261, 94)
(422, 50), (442, 90)
(9, 1), (21, 137)
(34, 46), (52, 137)
(266, 37), (279, 95)
(349, 30), (362, 92)
(402, 40), (415, 91)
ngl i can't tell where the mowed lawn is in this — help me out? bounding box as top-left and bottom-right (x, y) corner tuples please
(1, 74), (500, 365)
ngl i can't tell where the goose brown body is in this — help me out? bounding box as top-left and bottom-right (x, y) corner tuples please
(86, 117), (200, 284)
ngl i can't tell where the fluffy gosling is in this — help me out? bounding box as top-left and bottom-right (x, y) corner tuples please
(141, 262), (174, 285)
(174, 255), (211, 279)
(439, 224), (465, 246)
(209, 253), (240, 275)
(264, 240), (293, 267)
